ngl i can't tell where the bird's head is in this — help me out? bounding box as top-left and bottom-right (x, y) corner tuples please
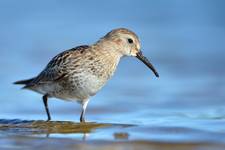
(101, 28), (159, 78)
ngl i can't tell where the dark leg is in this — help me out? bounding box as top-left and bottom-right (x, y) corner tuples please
(80, 109), (85, 123)
(80, 100), (89, 123)
(43, 94), (51, 121)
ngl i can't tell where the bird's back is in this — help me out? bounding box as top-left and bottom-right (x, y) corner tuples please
(15, 45), (121, 101)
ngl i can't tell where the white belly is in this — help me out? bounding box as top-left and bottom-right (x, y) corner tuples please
(75, 72), (106, 97)
(32, 72), (107, 102)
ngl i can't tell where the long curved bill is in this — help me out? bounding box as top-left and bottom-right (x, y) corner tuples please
(136, 51), (159, 78)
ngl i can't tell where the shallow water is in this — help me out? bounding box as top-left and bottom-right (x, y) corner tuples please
(1, 0), (225, 149)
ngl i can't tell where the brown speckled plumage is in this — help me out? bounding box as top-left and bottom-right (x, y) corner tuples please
(14, 28), (159, 122)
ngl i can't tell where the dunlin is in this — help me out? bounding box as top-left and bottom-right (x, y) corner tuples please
(14, 28), (159, 122)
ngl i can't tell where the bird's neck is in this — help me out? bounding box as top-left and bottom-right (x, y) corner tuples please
(94, 39), (124, 57)
(90, 41), (123, 80)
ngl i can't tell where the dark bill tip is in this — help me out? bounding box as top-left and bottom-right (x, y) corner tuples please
(136, 51), (159, 78)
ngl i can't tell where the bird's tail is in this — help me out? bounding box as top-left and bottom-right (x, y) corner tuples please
(14, 78), (35, 85)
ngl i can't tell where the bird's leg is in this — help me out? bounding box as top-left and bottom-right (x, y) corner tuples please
(43, 94), (51, 121)
(80, 99), (89, 123)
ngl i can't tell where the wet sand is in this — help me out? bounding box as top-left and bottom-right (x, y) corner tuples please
(2, 136), (225, 150)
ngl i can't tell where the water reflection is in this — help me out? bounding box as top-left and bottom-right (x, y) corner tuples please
(0, 119), (133, 140)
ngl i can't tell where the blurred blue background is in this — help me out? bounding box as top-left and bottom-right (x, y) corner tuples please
(0, 0), (225, 123)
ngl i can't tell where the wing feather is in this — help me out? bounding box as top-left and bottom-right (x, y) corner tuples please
(25, 45), (89, 87)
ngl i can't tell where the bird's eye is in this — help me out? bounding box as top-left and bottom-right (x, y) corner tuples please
(128, 38), (133, 44)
